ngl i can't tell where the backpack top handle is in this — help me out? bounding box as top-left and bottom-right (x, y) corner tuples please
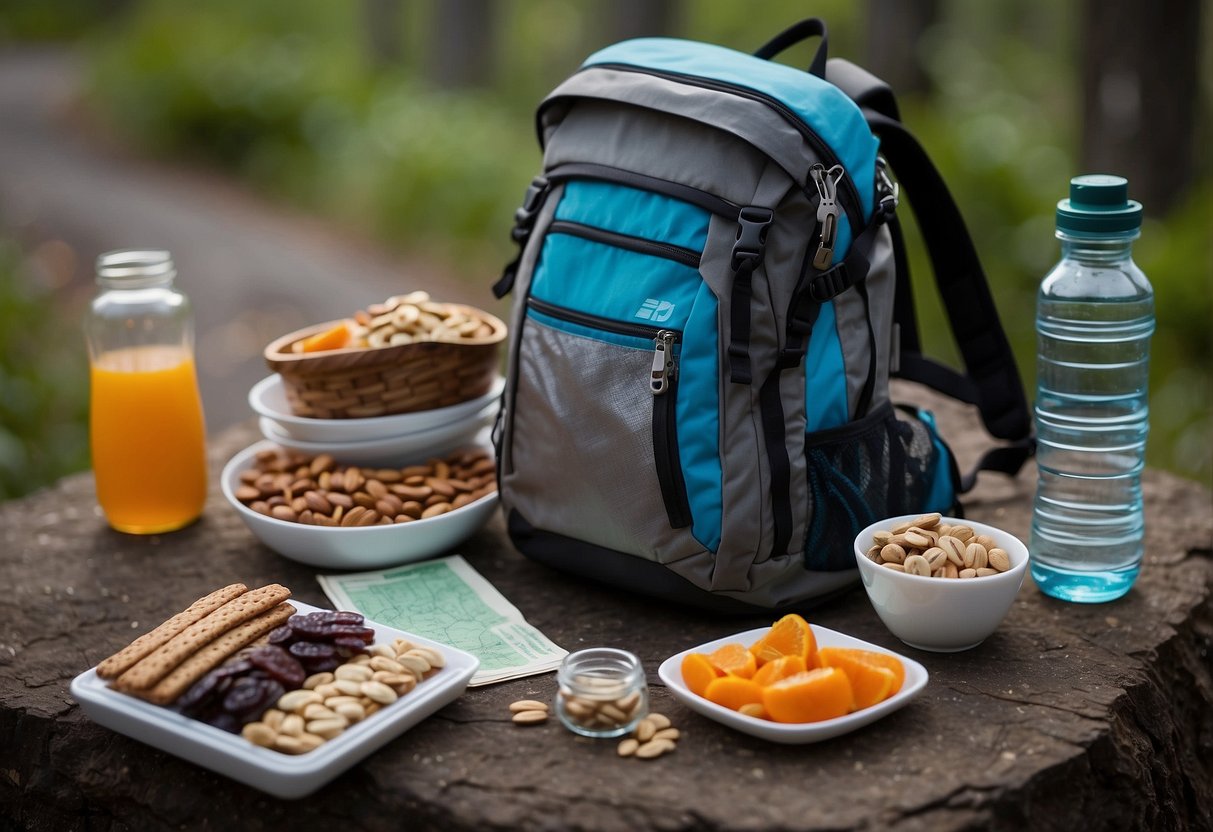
(753, 18), (829, 79)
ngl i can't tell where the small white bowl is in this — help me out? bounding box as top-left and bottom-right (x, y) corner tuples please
(221, 438), (499, 569)
(257, 403), (496, 468)
(249, 374), (505, 443)
(854, 515), (1028, 652)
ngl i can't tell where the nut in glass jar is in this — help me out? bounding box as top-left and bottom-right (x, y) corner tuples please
(555, 648), (648, 738)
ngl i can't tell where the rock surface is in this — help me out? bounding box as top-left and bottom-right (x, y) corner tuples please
(2, 385), (1211, 831)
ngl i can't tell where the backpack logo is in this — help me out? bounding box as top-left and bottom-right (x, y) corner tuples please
(635, 298), (674, 322)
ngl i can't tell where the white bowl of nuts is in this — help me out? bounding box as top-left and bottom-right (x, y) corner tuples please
(853, 513), (1028, 653)
(221, 438), (500, 569)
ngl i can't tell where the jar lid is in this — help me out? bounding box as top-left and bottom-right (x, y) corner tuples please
(1055, 174), (1142, 235)
(96, 250), (176, 286)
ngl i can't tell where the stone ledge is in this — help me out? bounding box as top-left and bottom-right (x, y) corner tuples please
(2, 387), (1210, 831)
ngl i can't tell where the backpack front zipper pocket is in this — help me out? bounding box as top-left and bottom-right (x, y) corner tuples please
(526, 298), (691, 529)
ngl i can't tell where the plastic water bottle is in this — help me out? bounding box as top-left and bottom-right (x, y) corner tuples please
(1030, 175), (1154, 603)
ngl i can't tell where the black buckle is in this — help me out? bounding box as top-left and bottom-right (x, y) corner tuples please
(776, 345), (807, 369)
(497, 175), (551, 299)
(521, 175), (549, 214)
(512, 176), (550, 231)
(731, 206), (774, 270)
(875, 157), (899, 219)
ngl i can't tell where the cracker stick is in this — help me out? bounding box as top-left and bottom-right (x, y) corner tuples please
(96, 583), (248, 680)
(141, 602), (297, 705)
(114, 584), (291, 692)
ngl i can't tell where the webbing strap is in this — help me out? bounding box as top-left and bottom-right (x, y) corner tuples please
(727, 206), (774, 385)
(960, 438), (1038, 493)
(863, 112), (1032, 448)
(886, 214), (920, 362)
(728, 259), (755, 385)
(753, 18), (830, 79)
(826, 58), (1034, 489)
(759, 368), (792, 558)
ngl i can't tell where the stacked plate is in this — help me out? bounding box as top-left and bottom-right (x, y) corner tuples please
(222, 373), (504, 569)
(249, 374), (503, 467)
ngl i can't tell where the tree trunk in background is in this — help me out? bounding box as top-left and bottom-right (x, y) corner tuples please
(603, 0), (676, 44)
(427, 0), (496, 89)
(1080, 0), (1201, 215)
(864, 0), (938, 93)
(362, 0), (404, 68)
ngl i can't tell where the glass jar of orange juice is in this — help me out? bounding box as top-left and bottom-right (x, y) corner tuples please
(86, 250), (207, 533)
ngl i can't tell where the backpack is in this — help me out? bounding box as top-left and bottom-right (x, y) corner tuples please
(491, 19), (1033, 612)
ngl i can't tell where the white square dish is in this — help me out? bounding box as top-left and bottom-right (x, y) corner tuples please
(70, 601), (479, 799)
(656, 625), (928, 744)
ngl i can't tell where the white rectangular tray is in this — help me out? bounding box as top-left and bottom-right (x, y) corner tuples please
(70, 601), (479, 799)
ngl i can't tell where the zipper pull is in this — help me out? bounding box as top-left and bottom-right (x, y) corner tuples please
(811, 164), (843, 270)
(650, 330), (677, 395)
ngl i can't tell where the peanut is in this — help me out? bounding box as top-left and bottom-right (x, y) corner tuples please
(327, 292), (493, 351)
(614, 713), (682, 762)
(512, 709), (549, 725)
(240, 640), (445, 754)
(556, 674), (648, 735)
(870, 521), (1013, 580)
(509, 700), (549, 713)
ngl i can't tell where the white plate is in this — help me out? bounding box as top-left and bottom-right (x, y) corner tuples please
(256, 402), (496, 467)
(250, 374), (506, 443)
(657, 625), (928, 744)
(221, 436), (500, 570)
(70, 601), (479, 799)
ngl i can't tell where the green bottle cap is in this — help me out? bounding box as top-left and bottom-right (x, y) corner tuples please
(1056, 174), (1142, 235)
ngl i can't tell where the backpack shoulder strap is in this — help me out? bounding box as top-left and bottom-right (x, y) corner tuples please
(826, 58), (1035, 491)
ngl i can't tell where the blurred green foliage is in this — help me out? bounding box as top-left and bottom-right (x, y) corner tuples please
(0, 0), (109, 41)
(0, 243), (90, 499)
(2, 0), (1209, 487)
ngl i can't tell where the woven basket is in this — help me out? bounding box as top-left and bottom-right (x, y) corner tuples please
(263, 305), (507, 419)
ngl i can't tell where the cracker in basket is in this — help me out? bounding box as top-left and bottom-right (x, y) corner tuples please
(113, 584), (291, 693)
(96, 583), (248, 680)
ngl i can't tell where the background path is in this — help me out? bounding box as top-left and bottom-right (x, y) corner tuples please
(0, 47), (492, 433)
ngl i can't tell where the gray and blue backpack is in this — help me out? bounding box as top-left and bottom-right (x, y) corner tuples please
(492, 19), (1033, 611)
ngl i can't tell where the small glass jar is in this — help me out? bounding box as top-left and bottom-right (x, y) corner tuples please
(555, 648), (648, 738)
(86, 250), (208, 534)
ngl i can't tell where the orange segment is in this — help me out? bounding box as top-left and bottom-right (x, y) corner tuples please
(704, 675), (764, 711)
(748, 613), (817, 668)
(761, 667), (854, 723)
(819, 655), (895, 710)
(751, 654), (807, 688)
(706, 642), (757, 679)
(817, 647), (905, 696)
(299, 322), (350, 353)
(738, 702), (768, 720)
(680, 652), (723, 697)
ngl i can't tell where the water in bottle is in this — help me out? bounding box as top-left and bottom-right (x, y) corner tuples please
(1030, 175), (1154, 603)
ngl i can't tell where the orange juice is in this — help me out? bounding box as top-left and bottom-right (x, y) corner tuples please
(90, 345), (207, 533)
